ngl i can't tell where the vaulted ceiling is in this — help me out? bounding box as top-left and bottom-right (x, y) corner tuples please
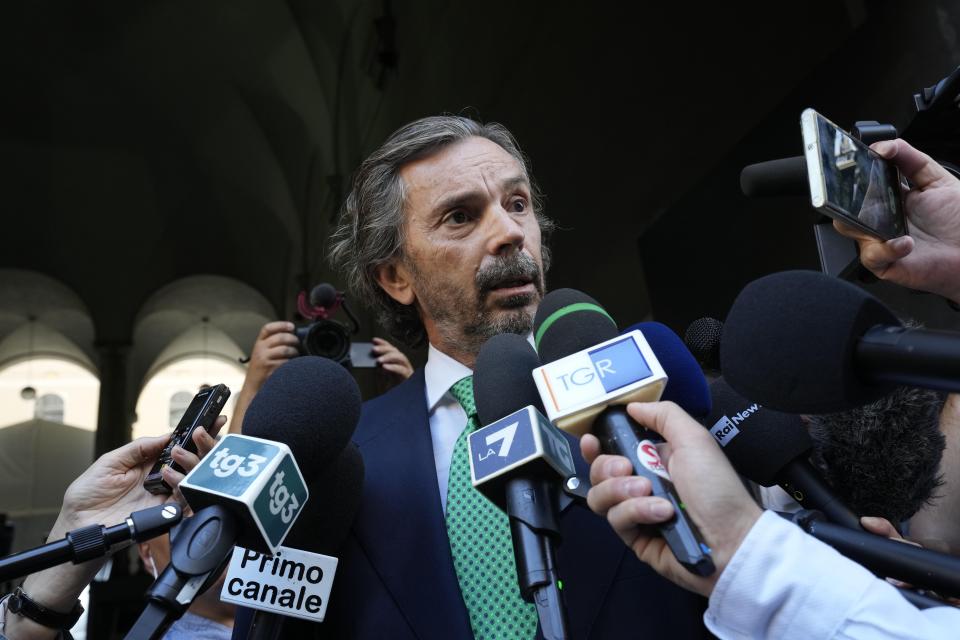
(1, 1), (958, 447)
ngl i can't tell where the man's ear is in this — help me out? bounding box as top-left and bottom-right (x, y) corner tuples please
(375, 260), (416, 306)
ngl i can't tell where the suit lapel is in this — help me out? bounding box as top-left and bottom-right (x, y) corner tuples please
(352, 370), (473, 639)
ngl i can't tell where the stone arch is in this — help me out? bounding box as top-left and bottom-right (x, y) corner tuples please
(0, 269), (97, 372)
(130, 274), (276, 399)
(127, 274), (276, 439)
(0, 271), (101, 432)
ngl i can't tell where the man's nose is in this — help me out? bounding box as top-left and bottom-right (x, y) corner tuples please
(485, 205), (525, 256)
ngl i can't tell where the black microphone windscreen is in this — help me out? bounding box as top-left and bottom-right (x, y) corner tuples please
(282, 443), (365, 554)
(242, 356), (361, 481)
(622, 322), (712, 418)
(533, 289), (618, 364)
(473, 333), (544, 425)
(721, 270), (899, 413)
(739, 156), (808, 198)
(806, 387), (947, 523)
(309, 283), (338, 308)
(684, 317), (723, 371)
(704, 378), (812, 487)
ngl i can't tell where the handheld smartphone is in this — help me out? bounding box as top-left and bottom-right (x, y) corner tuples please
(143, 383), (231, 495)
(800, 108), (907, 240)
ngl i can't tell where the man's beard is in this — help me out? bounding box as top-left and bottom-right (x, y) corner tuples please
(408, 252), (545, 357)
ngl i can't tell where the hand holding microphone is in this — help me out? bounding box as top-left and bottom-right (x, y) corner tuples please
(587, 399), (960, 607)
(62, 418), (221, 539)
(581, 401), (761, 597)
(532, 289), (715, 575)
(3, 423), (222, 640)
(128, 356), (361, 640)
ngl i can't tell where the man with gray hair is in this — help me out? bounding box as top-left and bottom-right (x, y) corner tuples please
(234, 116), (709, 639)
(328, 116), (553, 364)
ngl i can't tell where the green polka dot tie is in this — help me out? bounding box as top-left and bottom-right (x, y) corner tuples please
(445, 376), (538, 640)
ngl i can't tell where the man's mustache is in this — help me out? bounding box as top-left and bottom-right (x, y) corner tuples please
(476, 254), (544, 296)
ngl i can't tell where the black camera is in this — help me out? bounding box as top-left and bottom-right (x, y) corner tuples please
(295, 283), (373, 367)
(296, 319), (352, 362)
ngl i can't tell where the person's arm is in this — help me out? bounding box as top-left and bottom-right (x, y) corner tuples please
(583, 401), (960, 639)
(706, 510), (958, 639)
(910, 394), (960, 555)
(228, 322), (299, 434)
(2, 421), (221, 640)
(833, 138), (960, 305)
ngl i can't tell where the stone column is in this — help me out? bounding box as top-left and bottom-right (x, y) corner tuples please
(93, 342), (132, 457)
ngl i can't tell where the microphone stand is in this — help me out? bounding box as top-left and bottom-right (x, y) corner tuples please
(0, 504), (182, 582)
(125, 505), (237, 640)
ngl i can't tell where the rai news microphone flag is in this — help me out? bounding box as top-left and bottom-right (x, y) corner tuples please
(445, 376), (538, 640)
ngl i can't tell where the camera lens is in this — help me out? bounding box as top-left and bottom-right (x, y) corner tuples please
(302, 320), (351, 363)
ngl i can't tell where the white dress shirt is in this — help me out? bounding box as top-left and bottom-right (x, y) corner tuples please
(758, 485), (802, 514)
(424, 336), (542, 512)
(705, 510), (960, 639)
(424, 343), (474, 513)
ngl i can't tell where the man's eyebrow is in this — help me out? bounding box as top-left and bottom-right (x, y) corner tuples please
(502, 174), (530, 191)
(431, 175), (531, 217)
(431, 190), (483, 218)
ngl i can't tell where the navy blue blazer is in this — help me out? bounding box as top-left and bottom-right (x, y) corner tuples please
(235, 369), (710, 639)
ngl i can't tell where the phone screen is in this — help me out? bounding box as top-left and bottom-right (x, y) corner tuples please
(808, 110), (906, 239)
(349, 341), (378, 368)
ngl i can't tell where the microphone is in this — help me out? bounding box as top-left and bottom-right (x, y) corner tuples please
(739, 156), (808, 198)
(0, 504), (183, 582)
(127, 357), (362, 640)
(805, 386), (947, 524)
(241, 355), (362, 470)
(683, 317), (723, 374)
(470, 333), (576, 640)
(704, 378), (862, 530)
(785, 509), (960, 599)
(235, 443), (365, 639)
(309, 283), (339, 309)
(127, 433), (310, 640)
(721, 270), (960, 413)
(177, 433), (310, 554)
(532, 289), (715, 576)
(298, 283), (342, 320)
(622, 321), (712, 418)
(280, 443), (364, 553)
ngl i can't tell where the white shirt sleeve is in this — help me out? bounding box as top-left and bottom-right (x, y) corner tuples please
(705, 510), (960, 639)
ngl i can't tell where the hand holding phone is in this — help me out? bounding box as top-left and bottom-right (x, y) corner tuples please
(801, 108), (907, 241)
(830, 137), (960, 305)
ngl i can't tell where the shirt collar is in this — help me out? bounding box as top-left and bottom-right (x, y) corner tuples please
(423, 334), (537, 413)
(424, 343), (474, 413)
